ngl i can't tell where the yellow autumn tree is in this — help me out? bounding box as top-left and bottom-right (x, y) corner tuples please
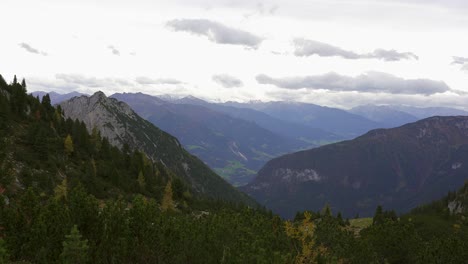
(137, 170), (146, 190)
(64, 134), (74, 156)
(161, 181), (175, 212)
(54, 178), (68, 200)
(285, 211), (327, 263)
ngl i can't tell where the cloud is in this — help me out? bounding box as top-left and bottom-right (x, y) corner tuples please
(293, 38), (418, 61)
(256, 71), (450, 95)
(107, 45), (120, 56)
(451, 56), (468, 72)
(166, 19), (263, 48)
(451, 56), (468, 65)
(55, 74), (131, 87)
(212, 74), (243, 88)
(18, 43), (47, 56)
(135, 76), (182, 85)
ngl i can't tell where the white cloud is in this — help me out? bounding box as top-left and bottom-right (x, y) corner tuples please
(166, 19), (263, 48)
(18, 42), (47, 56)
(135, 76), (182, 85)
(212, 74), (243, 88)
(293, 39), (418, 61)
(256, 71), (450, 95)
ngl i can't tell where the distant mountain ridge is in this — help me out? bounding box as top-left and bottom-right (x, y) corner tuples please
(223, 101), (383, 138)
(243, 116), (468, 218)
(31, 91), (87, 105)
(349, 104), (468, 128)
(350, 104), (419, 128)
(60, 92), (253, 203)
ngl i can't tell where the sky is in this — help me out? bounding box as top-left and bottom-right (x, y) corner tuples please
(1, 0), (468, 109)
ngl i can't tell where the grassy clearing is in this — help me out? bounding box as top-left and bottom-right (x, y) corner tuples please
(348, 218), (373, 236)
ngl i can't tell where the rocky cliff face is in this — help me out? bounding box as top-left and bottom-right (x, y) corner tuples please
(60, 92), (254, 204)
(61, 91), (142, 149)
(243, 116), (468, 218)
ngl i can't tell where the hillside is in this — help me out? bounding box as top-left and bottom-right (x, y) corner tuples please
(244, 116), (468, 218)
(59, 92), (253, 203)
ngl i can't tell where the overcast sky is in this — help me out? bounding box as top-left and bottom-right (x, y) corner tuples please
(2, 0), (468, 109)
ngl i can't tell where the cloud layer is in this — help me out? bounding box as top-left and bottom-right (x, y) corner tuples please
(55, 74), (131, 87)
(18, 43), (47, 56)
(166, 19), (263, 48)
(212, 74), (243, 88)
(135, 76), (182, 85)
(293, 39), (418, 61)
(256, 71), (450, 95)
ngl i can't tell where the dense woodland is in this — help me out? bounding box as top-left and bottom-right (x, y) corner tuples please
(0, 75), (467, 263)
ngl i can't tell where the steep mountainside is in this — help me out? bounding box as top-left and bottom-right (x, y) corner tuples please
(243, 116), (468, 218)
(349, 105), (418, 128)
(225, 101), (382, 138)
(112, 92), (307, 186)
(60, 92), (252, 203)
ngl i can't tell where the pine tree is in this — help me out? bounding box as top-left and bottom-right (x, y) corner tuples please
(21, 78), (27, 89)
(161, 181), (175, 212)
(0, 238), (9, 263)
(60, 225), (89, 264)
(373, 205), (384, 225)
(64, 134), (74, 156)
(13, 75), (17, 85)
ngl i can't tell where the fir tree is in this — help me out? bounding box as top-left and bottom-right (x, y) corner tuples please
(60, 225), (89, 264)
(0, 238), (9, 263)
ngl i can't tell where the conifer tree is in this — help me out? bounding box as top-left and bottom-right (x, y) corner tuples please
(13, 75), (17, 85)
(60, 225), (89, 264)
(161, 181), (175, 212)
(21, 78), (27, 89)
(0, 238), (9, 263)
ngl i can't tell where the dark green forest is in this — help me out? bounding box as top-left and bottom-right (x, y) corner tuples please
(0, 75), (467, 263)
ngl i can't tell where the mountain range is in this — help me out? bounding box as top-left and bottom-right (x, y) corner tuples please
(111, 92), (314, 186)
(243, 116), (468, 218)
(59, 91), (253, 203)
(35, 91), (468, 190)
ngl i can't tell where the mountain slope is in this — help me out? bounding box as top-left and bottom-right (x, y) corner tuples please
(243, 116), (468, 218)
(60, 92), (253, 203)
(225, 101), (382, 138)
(112, 92), (308, 186)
